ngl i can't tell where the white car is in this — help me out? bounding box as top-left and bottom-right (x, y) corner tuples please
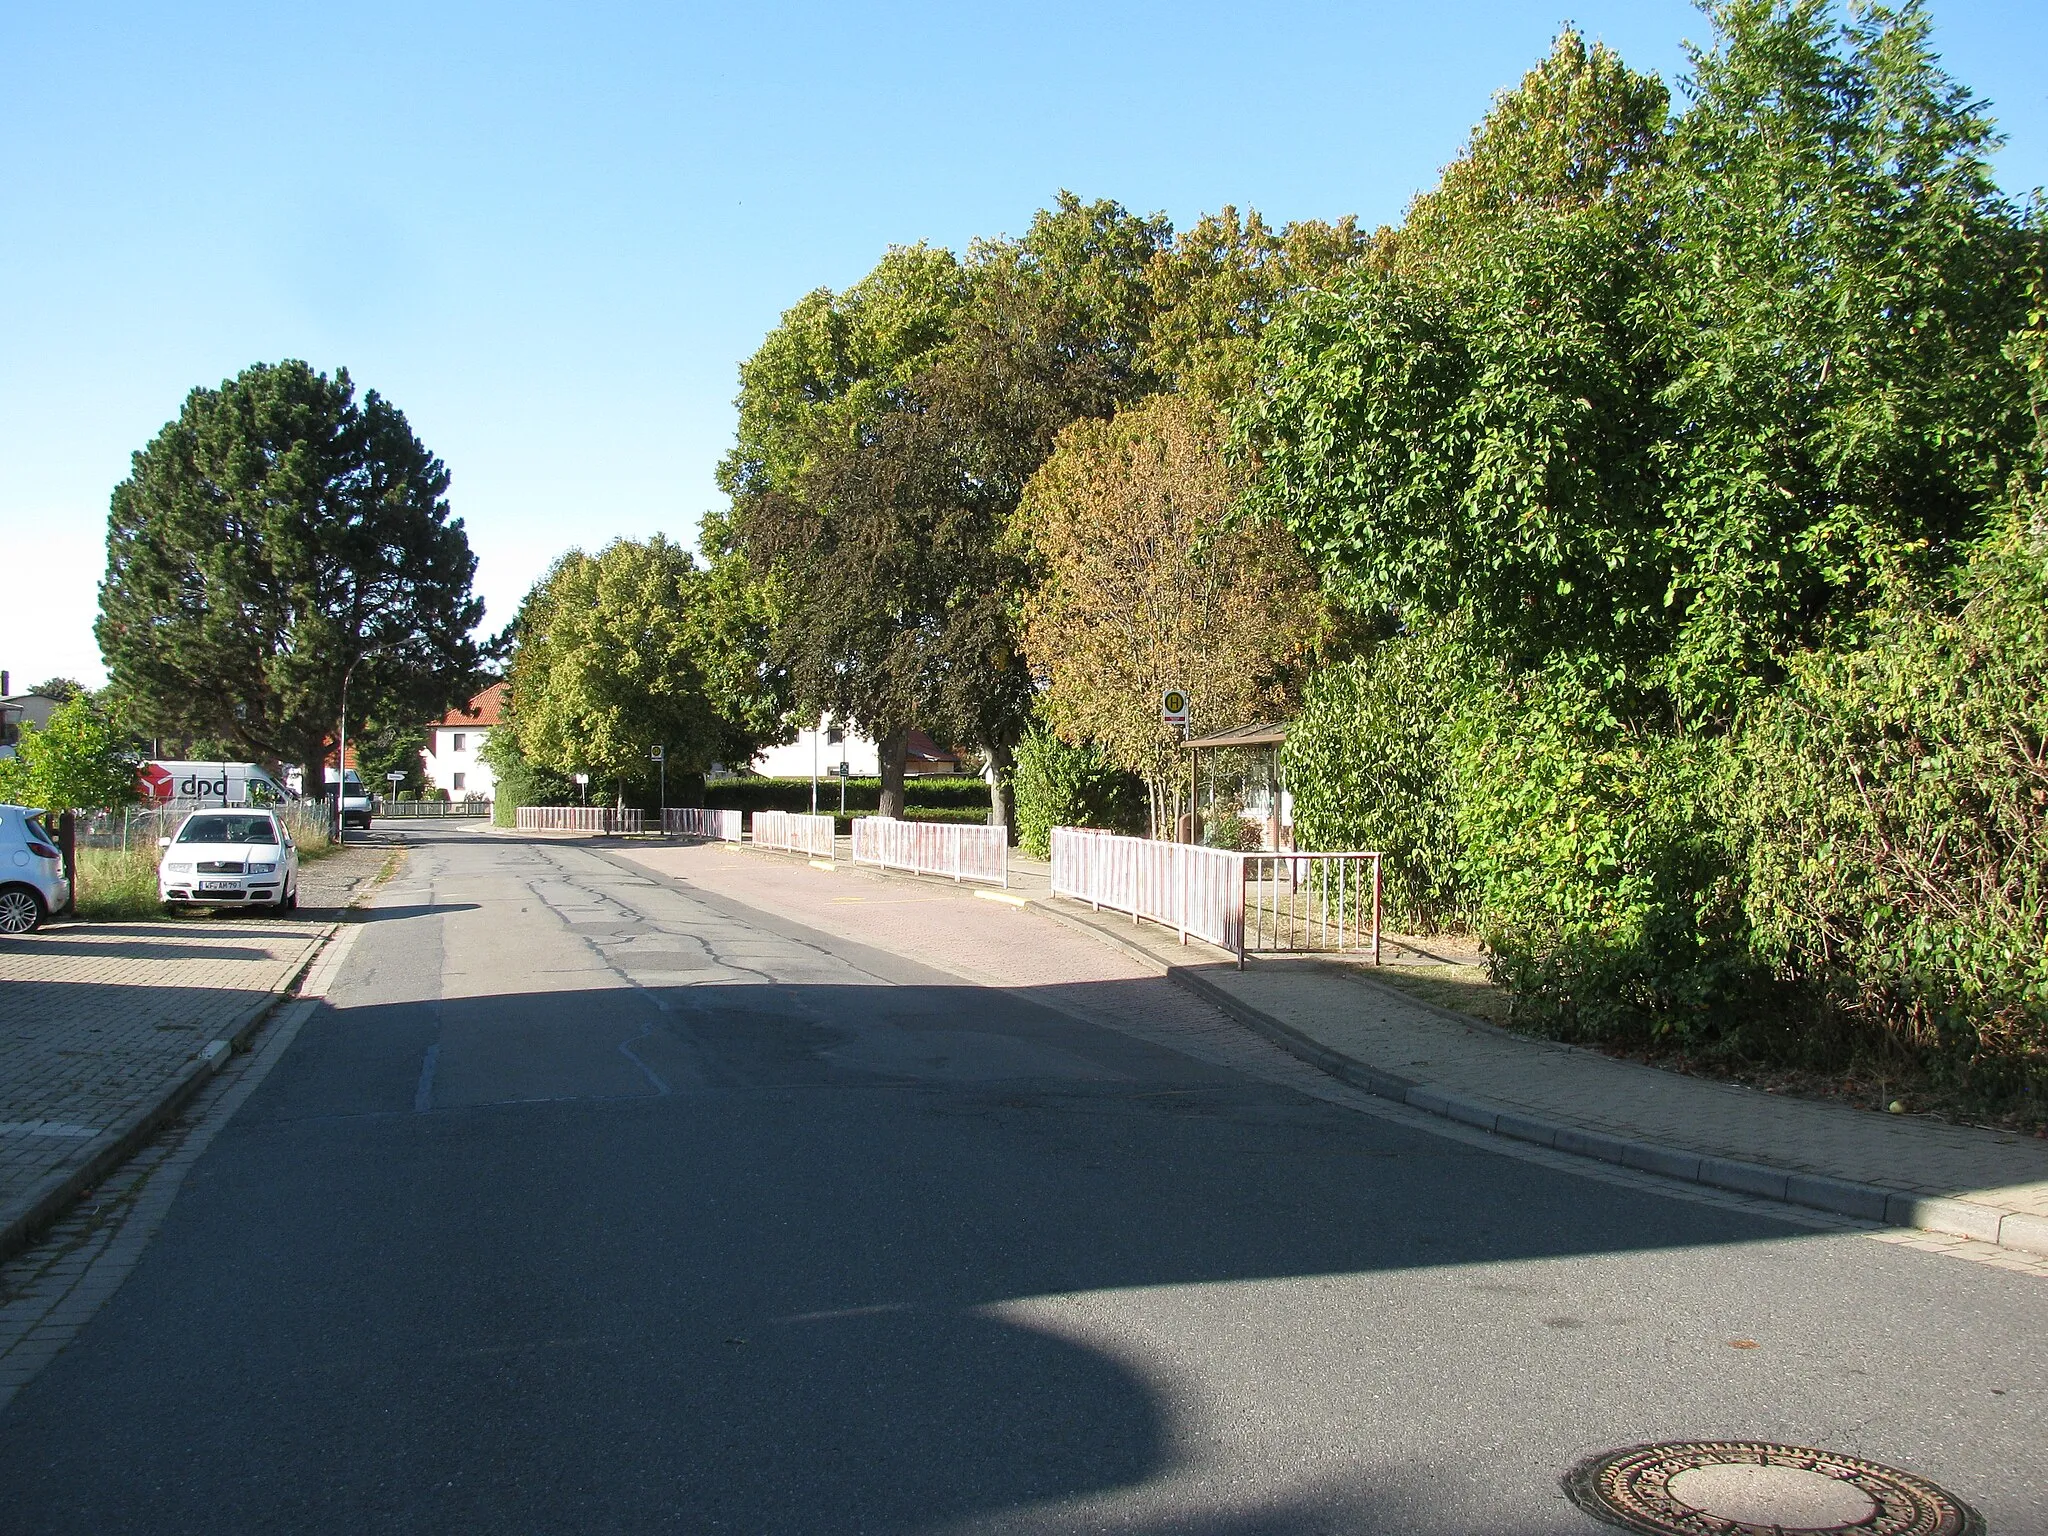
(0, 804), (70, 934)
(159, 809), (300, 913)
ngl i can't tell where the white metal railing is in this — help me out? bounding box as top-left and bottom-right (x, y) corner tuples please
(1242, 852), (1382, 964)
(851, 815), (1007, 887)
(1049, 828), (1380, 966)
(664, 806), (743, 842)
(750, 809), (835, 858)
(516, 806), (646, 835)
(378, 798), (493, 818)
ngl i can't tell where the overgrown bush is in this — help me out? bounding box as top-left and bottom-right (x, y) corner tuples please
(73, 845), (164, 921)
(1742, 528), (2048, 1101)
(1451, 677), (1760, 1048)
(1012, 730), (1146, 858)
(1282, 622), (1473, 930)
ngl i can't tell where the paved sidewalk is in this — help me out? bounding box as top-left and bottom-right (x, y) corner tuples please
(0, 841), (393, 1258)
(681, 833), (2048, 1257)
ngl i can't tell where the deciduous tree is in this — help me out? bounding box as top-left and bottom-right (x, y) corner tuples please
(1014, 395), (1325, 833)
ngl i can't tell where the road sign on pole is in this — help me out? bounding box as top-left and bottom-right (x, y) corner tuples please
(1161, 688), (1190, 728)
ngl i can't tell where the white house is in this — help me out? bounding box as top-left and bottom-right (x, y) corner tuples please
(420, 682), (504, 799)
(749, 717), (962, 779)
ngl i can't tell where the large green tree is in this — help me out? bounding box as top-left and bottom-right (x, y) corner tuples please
(503, 536), (758, 801)
(720, 196), (1174, 821)
(97, 361), (487, 793)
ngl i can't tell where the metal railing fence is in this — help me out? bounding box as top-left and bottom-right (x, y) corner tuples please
(1049, 828), (1381, 967)
(515, 805), (646, 835)
(79, 800), (334, 853)
(851, 815), (1007, 887)
(378, 798), (492, 818)
(1242, 852), (1382, 964)
(663, 806), (744, 842)
(750, 810), (835, 859)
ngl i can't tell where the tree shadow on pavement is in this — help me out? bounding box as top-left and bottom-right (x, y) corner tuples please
(0, 972), (1975, 1535)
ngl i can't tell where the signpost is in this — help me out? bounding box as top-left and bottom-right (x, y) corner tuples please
(1162, 690), (1192, 842)
(650, 744), (665, 822)
(384, 770), (404, 811)
(573, 772), (589, 807)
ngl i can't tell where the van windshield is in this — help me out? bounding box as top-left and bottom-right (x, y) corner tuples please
(178, 814), (278, 845)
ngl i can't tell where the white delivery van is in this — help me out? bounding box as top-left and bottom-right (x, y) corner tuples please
(138, 761), (297, 808)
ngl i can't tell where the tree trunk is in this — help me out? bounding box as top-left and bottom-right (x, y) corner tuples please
(981, 738), (1014, 833)
(877, 728), (909, 820)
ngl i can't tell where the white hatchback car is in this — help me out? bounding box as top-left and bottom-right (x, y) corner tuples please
(0, 804), (71, 934)
(159, 809), (300, 913)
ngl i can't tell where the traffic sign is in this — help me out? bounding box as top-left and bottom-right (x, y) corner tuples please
(1161, 688), (1190, 727)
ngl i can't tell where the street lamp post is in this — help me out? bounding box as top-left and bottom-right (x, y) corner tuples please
(334, 646), (389, 849)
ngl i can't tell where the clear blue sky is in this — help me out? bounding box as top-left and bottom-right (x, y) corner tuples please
(3, 0), (2042, 688)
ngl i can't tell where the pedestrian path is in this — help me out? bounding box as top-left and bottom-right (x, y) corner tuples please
(756, 832), (2048, 1255)
(0, 842), (391, 1259)
(1030, 889), (2048, 1253)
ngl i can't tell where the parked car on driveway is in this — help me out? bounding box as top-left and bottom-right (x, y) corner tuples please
(158, 809), (300, 913)
(0, 804), (70, 934)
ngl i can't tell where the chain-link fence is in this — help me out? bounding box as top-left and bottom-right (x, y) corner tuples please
(78, 800), (334, 855)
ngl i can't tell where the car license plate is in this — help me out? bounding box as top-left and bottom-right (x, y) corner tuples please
(199, 880), (240, 891)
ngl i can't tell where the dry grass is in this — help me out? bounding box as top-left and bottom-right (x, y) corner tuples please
(72, 844), (167, 921)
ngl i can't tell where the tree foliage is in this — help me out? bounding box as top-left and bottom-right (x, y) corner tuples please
(96, 361), (487, 790)
(1015, 395), (1325, 831)
(1011, 730), (1147, 858)
(504, 537), (759, 801)
(0, 697), (140, 812)
(1281, 620), (1476, 930)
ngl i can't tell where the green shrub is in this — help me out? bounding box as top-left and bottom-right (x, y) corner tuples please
(704, 775), (991, 816)
(1282, 622), (1473, 930)
(1451, 676), (1759, 1049)
(1012, 731), (1146, 858)
(1741, 529), (2048, 1100)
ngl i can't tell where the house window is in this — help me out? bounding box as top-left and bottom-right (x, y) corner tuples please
(452, 772), (466, 791)
(452, 732), (466, 753)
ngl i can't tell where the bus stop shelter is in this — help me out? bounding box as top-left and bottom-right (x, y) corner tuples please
(1182, 720), (1289, 847)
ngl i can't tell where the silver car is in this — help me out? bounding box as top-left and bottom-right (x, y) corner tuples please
(159, 809), (301, 912)
(0, 804), (70, 934)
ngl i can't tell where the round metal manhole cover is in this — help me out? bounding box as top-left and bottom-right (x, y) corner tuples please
(1563, 1442), (1983, 1535)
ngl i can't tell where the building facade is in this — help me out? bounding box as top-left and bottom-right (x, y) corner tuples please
(420, 682), (505, 800)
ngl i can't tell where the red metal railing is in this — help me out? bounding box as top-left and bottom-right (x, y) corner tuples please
(663, 807), (743, 842)
(851, 816), (1007, 887)
(750, 810), (835, 858)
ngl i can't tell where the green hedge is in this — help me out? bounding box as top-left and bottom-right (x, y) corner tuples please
(1013, 731), (1146, 858)
(702, 775), (991, 815)
(1281, 622), (1473, 931)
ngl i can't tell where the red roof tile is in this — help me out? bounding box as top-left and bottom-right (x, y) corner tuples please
(435, 681), (506, 728)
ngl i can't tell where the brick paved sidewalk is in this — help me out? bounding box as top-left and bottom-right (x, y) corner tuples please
(0, 841), (394, 1255)
(648, 834), (2048, 1256)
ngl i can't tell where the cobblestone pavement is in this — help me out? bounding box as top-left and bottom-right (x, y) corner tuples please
(625, 839), (2048, 1265)
(0, 839), (396, 1227)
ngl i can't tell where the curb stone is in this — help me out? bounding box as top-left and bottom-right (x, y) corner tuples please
(0, 917), (342, 1267)
(1029, 898), (2048, 1261)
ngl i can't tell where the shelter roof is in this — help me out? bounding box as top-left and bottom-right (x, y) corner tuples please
(1183, 720), (1288, 750)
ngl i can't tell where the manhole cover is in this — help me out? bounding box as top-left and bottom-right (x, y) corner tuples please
(1563, 1441), (1982, 1535)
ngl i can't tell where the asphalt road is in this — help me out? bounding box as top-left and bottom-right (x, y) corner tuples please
(1, 825), (2042, 1534)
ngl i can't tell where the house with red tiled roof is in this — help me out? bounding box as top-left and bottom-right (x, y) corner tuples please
(419, 682), (505, 800)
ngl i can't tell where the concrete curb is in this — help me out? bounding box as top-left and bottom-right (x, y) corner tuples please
(0, 919), (341, 1268)
(1030, 899), (2048, 1260)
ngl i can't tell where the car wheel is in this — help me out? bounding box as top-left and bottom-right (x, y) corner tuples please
(0, 886), (47, 935)
(285, 888), (298, 912)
